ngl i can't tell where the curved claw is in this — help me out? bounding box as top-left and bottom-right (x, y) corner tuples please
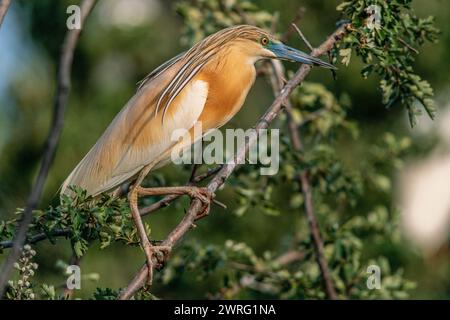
(142, 243), (172, 285)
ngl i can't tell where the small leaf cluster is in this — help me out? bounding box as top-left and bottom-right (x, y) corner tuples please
(92, 288), (119, 300)
(59, 187), (140, 256)
(335, 0), (440, 126)
(1, 186), (139, 257)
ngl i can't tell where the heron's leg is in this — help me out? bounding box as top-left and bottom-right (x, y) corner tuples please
(128, 166), (214, 285)
(136, 186), (215, 219)
(127, 165), (172, 285)
(137, 186), (213, 202)
(128, 186), (169, 285)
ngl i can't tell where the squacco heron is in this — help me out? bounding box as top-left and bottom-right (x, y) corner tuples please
(61, 25), (335, 283)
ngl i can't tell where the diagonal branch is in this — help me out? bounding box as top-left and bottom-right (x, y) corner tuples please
(0, 0), (11, 28)
(269, 67), (339, 299)
(267, 26), (339, 299)
(0, 0), (97, 297)
(118, 23), (349, 300)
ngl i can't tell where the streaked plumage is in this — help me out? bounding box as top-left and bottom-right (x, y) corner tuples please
(60, 25), (335, 283)
(61, 25), (335, 197)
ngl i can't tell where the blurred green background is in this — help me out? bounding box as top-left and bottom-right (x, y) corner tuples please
(0, 0), (449, 299)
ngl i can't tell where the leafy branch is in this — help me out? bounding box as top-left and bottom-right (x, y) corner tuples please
(335, 0), (440, 126)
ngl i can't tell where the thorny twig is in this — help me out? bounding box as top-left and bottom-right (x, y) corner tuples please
(0, 0), (97, 297)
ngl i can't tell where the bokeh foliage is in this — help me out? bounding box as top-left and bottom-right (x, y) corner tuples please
(0, 0), (448, 299)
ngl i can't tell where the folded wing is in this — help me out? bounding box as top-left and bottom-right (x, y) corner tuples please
(61, 60), (208, 197)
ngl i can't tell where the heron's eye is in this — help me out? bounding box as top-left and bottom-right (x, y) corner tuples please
(260, 37), (269, 46)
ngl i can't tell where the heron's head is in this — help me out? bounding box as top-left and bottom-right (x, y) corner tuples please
(222, 25), (336, 69)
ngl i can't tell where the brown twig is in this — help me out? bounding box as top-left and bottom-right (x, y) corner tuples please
(63, 252), (82, 298)
(0, 0), (97, 298)
(268, 26), (340, 299)
(0, 228), (72, 249)
(118, 23), (349, 300)
(0, 0), (11, 28)
(274, 250), (305, 266)
(292, 23), (314, 52)
(208, 250), (305, 299)
(0, 229), (164, 250)
(298, 107), (327, 126)
(230, 250), (305, 273)
(188, 164), (201, 183)
(299, 170), (337, 299)
(398, 37), (419, 54)
(281, 7), (306, 42)
(270, 65), (338, 299)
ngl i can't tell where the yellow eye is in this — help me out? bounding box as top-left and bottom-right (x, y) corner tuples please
(261, 37), (269, 45)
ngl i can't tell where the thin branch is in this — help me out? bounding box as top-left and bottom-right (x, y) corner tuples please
(292, 23), (314, 52)
(281, 7), (306, 42)
(398, 37), (419, 54)
(0, 228), (72, 249)
(299, 170), (337, 299)
(270, 12), (279, 34)
(274, 250), (305, 266)
(270, 66), (338, 299)
(0, 0), (11, 28)
(118, 23), (349, 300)
(188, 164), (201, 183)
(270, 26), (340, 299)
(298, 107), (328, 127)
(63, 252), (82, 298)
(0, 230), (163, 250)
(0, 0), (97, 297)
(229, 250), (305, 273)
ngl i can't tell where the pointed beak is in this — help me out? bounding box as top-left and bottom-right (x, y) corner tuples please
(268, 42), (337, 70)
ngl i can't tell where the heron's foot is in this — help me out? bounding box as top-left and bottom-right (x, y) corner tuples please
(187, 187), (214, 203)
(186, 187), (215, 220)
(141, 240), (171, 285)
